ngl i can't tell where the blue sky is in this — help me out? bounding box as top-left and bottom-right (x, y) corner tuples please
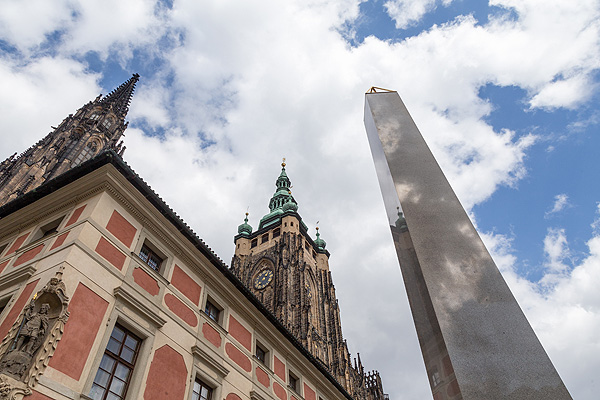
(1, 0), (599, 399)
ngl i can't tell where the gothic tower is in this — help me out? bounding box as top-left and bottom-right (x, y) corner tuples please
(231, 162), (387, 400)
(0, 74), (139, 207)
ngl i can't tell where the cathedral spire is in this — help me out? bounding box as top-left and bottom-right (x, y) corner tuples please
(0, 74), (140, 207)
(99, 73), (140, 117)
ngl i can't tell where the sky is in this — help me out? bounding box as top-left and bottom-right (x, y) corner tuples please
(1, 0), (599, 398)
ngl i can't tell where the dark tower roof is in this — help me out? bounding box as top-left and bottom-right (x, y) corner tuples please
(99, 73), (140, 117)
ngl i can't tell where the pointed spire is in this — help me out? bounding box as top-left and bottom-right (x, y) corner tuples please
(99, 73), (140, 117)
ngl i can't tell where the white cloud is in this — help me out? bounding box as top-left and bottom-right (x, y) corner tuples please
(546, 193), (570, 217)
(483, 210), (600, 400)
(384, 0), (454, 29)
(1, 0), (600, 399)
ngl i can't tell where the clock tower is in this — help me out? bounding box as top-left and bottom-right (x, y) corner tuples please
(231, 162), (386, 400)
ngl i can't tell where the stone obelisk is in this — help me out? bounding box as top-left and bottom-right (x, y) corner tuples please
(364, 90), (572, 400)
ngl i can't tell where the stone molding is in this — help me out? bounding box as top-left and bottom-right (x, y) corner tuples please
(0, 267), (36, 293)
(113, 284), (166, 328)
(191, 344), (229, 378)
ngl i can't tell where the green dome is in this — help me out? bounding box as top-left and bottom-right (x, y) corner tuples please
(314, 228), (326, 250)
(238, 213), (253, 236)
(282, 200), (298, 212)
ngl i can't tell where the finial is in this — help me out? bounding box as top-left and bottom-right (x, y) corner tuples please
(282, 157), (286, 167)
(244, 212), (249, 223)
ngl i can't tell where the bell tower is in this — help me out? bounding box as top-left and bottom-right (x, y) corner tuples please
(0, 74), (139, 207)
(231, 161), (387, 400)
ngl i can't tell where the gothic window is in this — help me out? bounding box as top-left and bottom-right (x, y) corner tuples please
(102, 119), (113, 129)
(138, 243), (163, 272)
(192, 379), (212, 400)
(204, 299), (221, 324)
(90, 113), (101, 121)
(73, 141), (99, 167)
(89, 325), (141, 400)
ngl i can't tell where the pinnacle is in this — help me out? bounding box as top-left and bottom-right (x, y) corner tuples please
(99, 73), (140, 117)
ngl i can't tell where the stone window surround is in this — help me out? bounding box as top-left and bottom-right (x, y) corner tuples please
(188, 363), (223, 400)
(132, 231), (173, 279)
(287, 366), (303, 396)
(26, 213), (67, 246)
(201, 288), (228, 328)
(254, 336), (272, 370)
(79, 303), (158, 400)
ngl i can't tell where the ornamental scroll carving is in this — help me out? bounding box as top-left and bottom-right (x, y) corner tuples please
(0, 273), (70, 398)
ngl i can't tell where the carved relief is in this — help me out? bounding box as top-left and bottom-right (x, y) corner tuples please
(0, 273), (70, 390)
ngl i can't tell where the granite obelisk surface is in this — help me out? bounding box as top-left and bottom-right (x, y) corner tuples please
(364, 90), (572, 400)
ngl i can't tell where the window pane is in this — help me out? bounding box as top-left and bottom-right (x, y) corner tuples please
(106, 392), (121, 400)
(109, 377), (126, 396)
(93, 369), (111, 388)
(114, 363), (130, 381)
(124, 335), (139, 352)
(111, 326), (125, 342)
(120, 346), (135, 363)
(99, 354), (116, 372)
(107, 338), (121, 355)
(89, 384), (105, 400)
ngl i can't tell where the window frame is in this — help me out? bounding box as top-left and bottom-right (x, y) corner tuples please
(138, 243), (164, 273)
(204, 297), (223, 325)
(89, 324), (141, 400)
(255, 340), (270, 368)
(81, 309), (157, 400)
(29, 215), (65, 244)
(288, 370), (300, 393)
(192, 378), (213, 400)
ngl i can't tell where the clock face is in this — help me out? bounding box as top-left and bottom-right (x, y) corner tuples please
(254, 269), (274, 290)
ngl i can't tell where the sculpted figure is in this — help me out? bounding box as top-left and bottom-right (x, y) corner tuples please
(14, 304), (49, 355)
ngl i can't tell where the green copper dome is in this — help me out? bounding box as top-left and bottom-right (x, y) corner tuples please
(238, 213), (253, 236)
(314, 227), (326, 250)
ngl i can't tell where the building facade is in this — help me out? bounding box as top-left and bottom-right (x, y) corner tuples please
(0, 77), (386, 400)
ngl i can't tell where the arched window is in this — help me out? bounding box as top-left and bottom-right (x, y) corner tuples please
(73, 141), (99, 166)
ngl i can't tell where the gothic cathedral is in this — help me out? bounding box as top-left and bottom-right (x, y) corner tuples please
(0, 74), (139, 207)
(231, 163), (386, 400)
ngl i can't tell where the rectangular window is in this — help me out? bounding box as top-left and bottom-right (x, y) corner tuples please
(312, 251), (316, 258)
(304, 242), (309, 250)
(255, 342), (268, 366)
(31, 216), (64, 243)
(288, 371), (299, 392)
(272, 228), (280, 238)
(261, 233), (269, 244)
(192, 379), (212, 400)
(0, 243), (7, 257)
(89, 325), (141, 400)
(205, 300), (221, 324)
(138, 243), (163, 272)
(251, 239), (258, 248)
